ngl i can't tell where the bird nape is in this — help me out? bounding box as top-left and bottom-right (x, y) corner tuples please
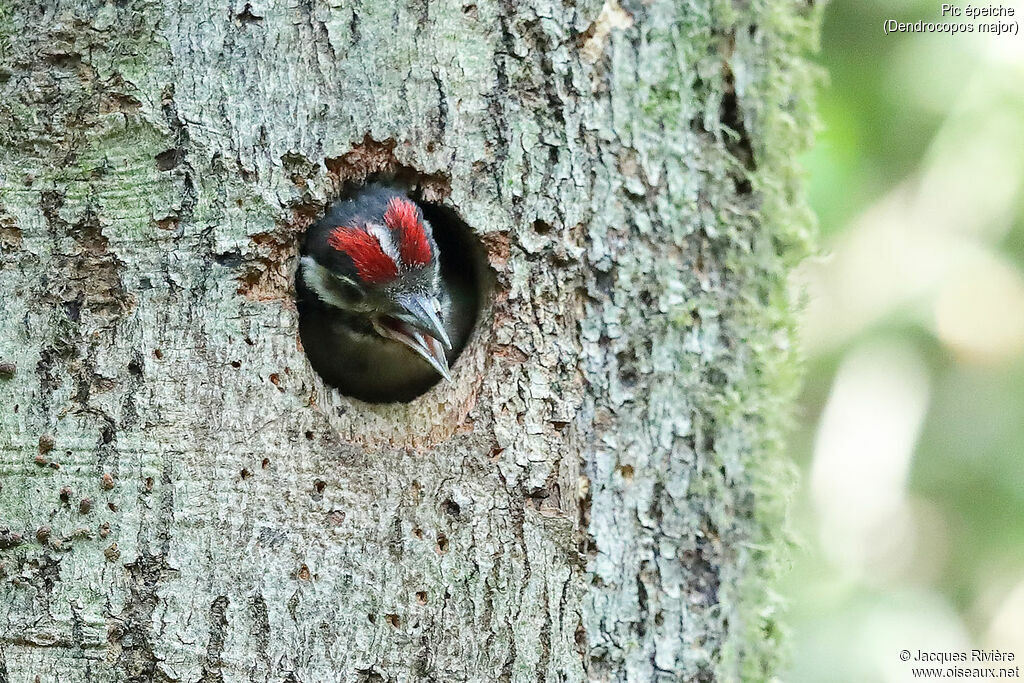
(296, 184), (474, 403)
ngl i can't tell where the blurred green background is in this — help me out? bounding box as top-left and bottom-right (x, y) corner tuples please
(785, 0), (1024, 680)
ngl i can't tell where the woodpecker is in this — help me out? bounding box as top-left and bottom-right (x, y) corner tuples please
(296, 185), (473, 403)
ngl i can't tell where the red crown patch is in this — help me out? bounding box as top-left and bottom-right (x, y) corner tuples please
(326, 227), (399, 283)
(384, 197), (432, 267)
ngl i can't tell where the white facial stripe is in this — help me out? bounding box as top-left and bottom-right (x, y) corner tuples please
(366, 223), (401, 270)
(301, 256), (354, 309)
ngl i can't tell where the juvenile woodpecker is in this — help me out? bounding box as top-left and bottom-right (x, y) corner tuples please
(296, 185), (471, 403)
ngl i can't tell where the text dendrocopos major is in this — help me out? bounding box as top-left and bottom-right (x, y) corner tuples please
(296, 185), (473, 403)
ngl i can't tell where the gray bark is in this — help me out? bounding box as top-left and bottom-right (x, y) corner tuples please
(0, 0), (817, 681)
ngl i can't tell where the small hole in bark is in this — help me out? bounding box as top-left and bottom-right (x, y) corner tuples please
(297, 564), (311, 580)
(153, 349), (163, 360)
(412, 527), (424, 539)
(367, 613), (376, 623)
(230, 360), (241, 368)
(295, 181), (492, 404)
(415, 591), (428, 605)
(386, 614), (400, 628)
(436, 533), (449, 553)
(0, 362), (16, 380)
(155, 148), (184, 171)
(328, 510), (345, 526)
(236, 2), (263, 22)
(38, 434), (55, 454)
(241, 468), (252, 479)
(108, 502), (118, 512)
(442, 499), (461, 517)
(313, 480), (326, 494)
(262, 457), (270, 468)
(304, 431), (314, 440)
(144, 477), (154, 492)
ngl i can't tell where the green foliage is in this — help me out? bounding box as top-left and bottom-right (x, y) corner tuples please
(787, 0), (1024, 678)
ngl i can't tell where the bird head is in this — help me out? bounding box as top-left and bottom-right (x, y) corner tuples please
(300, 193), (453, 381)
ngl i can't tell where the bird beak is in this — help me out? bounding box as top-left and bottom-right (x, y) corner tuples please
(371, 295), (453, 383)
(397, 294), (452, 351)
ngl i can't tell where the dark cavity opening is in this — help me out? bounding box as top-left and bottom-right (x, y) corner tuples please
(296, 180), (491, 403)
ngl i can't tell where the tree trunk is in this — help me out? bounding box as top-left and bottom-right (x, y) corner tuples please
(0, 0), (817, 680)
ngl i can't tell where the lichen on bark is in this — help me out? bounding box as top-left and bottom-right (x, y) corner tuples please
(0, 0), (818, 681)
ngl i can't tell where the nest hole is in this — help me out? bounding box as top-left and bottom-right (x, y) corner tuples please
(295, 178), (492, 404)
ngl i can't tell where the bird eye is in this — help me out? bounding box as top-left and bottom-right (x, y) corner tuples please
(332, 274), (366, 304)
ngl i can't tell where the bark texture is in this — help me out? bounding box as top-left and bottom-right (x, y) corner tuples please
(0, 0), (817, 680)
